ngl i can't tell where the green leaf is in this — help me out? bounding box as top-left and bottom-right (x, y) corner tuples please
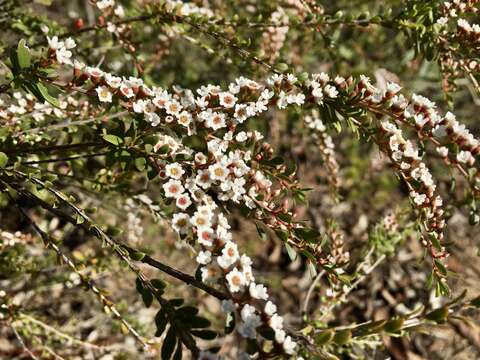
(17, 39), (31, 69)
(36, 82), (60, 107)
(355, 320), (387, 335)
(257, 325), (275, 340)
(182, 135), (207, 153)
(143, 289), (154, 307)
(276, 63), (289, 73)
(333, 329), (352, 345)
(425, 307), (448, 323)
(285, 243), (297, 262)
(130, 251), (146, 261)
(76, 214), (85, 224)
(102, 134), (123, 146)
(191, 329), (217, 340)
(168, 298), (184, 307)
(0, 152), (8, 168)
(315, 330), (334, 345)
(384, 318), (404, 333)
(135, 157), (147, 171)
(161, 326), (177, 360)
(470, 296), (480, 308)
(176, 306), (199, 318)
(151, 278), (167, 289)
(173, 340), (183, 360)
(190, 316), (211, 329)
(155, 310), (168, 337)
(294, 227), (320, 243)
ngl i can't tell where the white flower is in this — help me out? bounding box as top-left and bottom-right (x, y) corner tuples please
(436, 146), (449, 158)
(163, 179), (184, 198)
(437, 17), (448, 25)
(209, 162), (229, 181)
(283, 336), (296, 354)
(40, 25), (49, 34)
(96, 86), (112, 103)
(64, 37), (76, 49)
(249, 282), (268, 300)
(133, 99), (148, 113)
(196, 170), (213, 189)
(145, 112), (161, 126)
(172, 213), (190, 234)
(97, 0), (114, 10)
(386, 82), (401, 94)
(47, 36), (61, 50)
(238, 305), (262, 339)
(206, 112), (227, 130)
(234, 104), (248, 123)
(260, 89), (274, 100)
(324, 84), (338, 98)
(191, 212), (211, 229)
(56, 47), (72, 64)
(269, 314), (284, 331)
(114, 5), (125, 17)
(200, 265), (218, 283)
(105, 73), (122, 88)
(457, 150), (474, 164)
(226, 267), (245, 292)
(176, 193), (192, 210)
(275, 329), (286, 343)
(217, 241), (239, 269)
(414, 114), (428, 127)
(241, 304), (256, 321)
(265, 301), (277, 316)
(197, 228), (215, 246)
(165, 100), (182, 116)
(458, 18), (472, 31)
(120, 84), (135, 98)
(219, 92), (237, 108)
(165, 163), (185, 179)
(177, 111), (192, 127)
(410, 191), (427, 206)
(196, 250), (212, 265)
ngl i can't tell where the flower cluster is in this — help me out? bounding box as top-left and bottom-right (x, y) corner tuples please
(40, 32), (480, 354)
(0, 90), (87, 135)
(379, 121), (448, 268)
(434, 1), (480, 92)
(45, 38), (308, 355)
(261, 8), (290, 64)
(304, 112), (341, 193)
(46, 36), (76, 65)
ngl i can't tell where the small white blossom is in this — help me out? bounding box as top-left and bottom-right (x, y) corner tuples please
(249, 282), (268, 300)
(219, 92), (238, 108)
(176, 193), (192, 210)
(226, 267), (245, 292)
(265, 301), (277, 316)
(96, 86), (112, 103)
(196, 250), (212, 265)
(172, 213), (190, 234)
(163, 179), (184, 198)
(165, 163), (185, 179)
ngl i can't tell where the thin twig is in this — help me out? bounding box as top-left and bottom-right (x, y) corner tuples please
(10, 324), (40, 360)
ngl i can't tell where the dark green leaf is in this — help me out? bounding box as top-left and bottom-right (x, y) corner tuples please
(161, 326), (177, 360)
(155, 310), (168, 337)
(191, 329), (217, 340)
